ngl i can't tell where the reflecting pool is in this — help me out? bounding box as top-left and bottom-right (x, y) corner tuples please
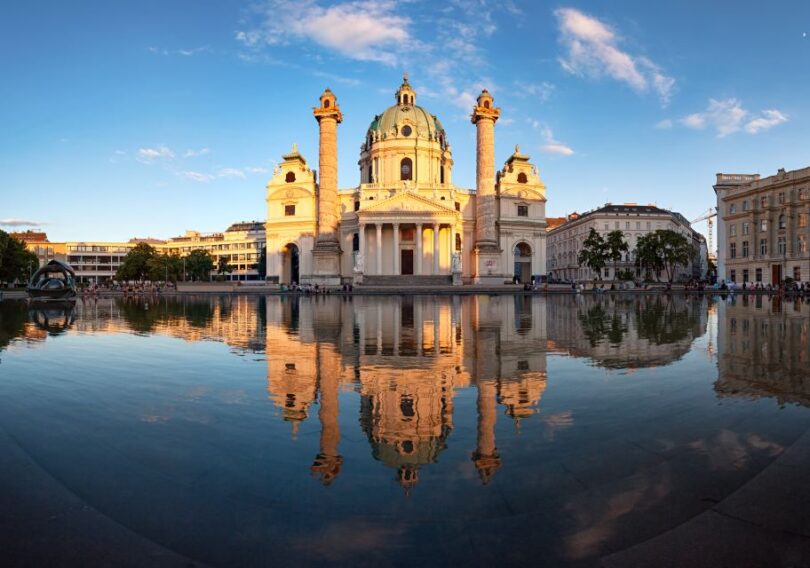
(2, 294), (810, 566)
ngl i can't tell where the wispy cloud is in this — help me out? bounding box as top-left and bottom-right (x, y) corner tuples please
(679, 98), (788, 137)
(217, 168), (246, 179)
(137, 145), (175, 163)
(654, 119), (673, 129)
(0, 219), (46, 227)
(513, 81), (556, 102)
(181, 171), (214, 183)
(554, 8), (675, 106)
(530, 120), (575, 156)
(184, 147), (210, 158)
(236, 0), (414, 65)
(148, 46), (209, 57)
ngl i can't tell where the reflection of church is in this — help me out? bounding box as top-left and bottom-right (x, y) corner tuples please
(265, 76), (548, 286)
(264, 295), (549, 490)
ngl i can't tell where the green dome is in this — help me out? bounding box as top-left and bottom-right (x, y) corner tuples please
(368, 104), (446, 143)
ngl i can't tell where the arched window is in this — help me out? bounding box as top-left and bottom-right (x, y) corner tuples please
(517, 172), (528, 184)
(285, 172), (296, 183)
(483, 100), (490, 109)
(779, 214), (786, 229)
(400, 157), (413, 181)
(324, 99), (330, 108)
(367, 165), (372, 182)
(440, 166), (445, 184)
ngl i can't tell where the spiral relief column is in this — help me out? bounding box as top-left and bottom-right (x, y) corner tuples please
(471, 90), (503, 283)
(311, 88), (343, 285)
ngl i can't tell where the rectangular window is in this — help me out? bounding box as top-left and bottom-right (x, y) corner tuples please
(517, 205), (528, 217)
(794, 266), (801, 281)
(285, 204), (296, 216)
(742, 200), (749, 211)
(636, 221), (640, 229)
(743, 269), (749, 282)
(730, 270), (736, 283)
(778, 236), (786, 254)
(778, 192), (785, 204)
(760, 239), (767, 255)
(729, 203), (736, 214)
(730, 243), (736, 258)
(729, 224), (737, 236)
(354, 201), (360, 211)
(756, 268), (763, 282)
(742, 222), (749, 235)
(604, 223), (609, 230)
(760, 219), (768, 232)
(646, 221), (651, 230)
(761, 196), (768, 208)
(799, 214), (808, 228)
(604, 267), (610, 278)
(742, 241), (749, 257)
(799, 235), (808, 253)
(615, 221), (619, 229)
(625, 221), (630, 229)
(455, 202), (460, 211)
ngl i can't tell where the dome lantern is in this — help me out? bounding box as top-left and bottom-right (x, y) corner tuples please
(395, 73), (416, 106)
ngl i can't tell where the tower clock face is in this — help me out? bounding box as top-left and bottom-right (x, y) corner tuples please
(401, 125), (412, 137)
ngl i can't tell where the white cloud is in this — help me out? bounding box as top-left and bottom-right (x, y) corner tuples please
(181, 171), (214, 183)
(679, 98), (787, 137)
(745, 109), (788, 134)
(148, 46), (209, 57)
(655, 119), (673, 129)
(532, 121), (575, 156)
(0, 219), (46, 227)
(137, 145), (175, 163)
(514, 81), (556, 102)
(184, 147), (210, 158)
(217, 168), (246, 179)
(236, 1), (414, 65)
(245, 166), (269, 174)
(554, 8), (675, 105)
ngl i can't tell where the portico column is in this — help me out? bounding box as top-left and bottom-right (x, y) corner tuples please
(393, 223), (400, 275)
(359, 223), (366, 266)
(376, 223), (383, 275)
(433, 223), (440, 274)
(416, 223), (423, 275)
(449, 225), (456, 266)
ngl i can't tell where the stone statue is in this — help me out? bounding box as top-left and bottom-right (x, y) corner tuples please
(353, 253), (364, 273)
(452, 252), (462, 273)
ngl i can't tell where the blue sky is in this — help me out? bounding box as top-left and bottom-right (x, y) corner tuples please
(2, 1), (809, 245)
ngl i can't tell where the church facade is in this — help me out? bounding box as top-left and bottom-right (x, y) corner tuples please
(265, 76), (548, 286)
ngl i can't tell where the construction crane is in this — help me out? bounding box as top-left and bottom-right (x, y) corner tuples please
(691, 207), (717, 256)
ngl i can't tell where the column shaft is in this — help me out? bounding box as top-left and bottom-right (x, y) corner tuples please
(393, 223), (400, 275)
(416, 223), (423, 275)
(433, 223), (440, 274)
(376, 223), (383, 275)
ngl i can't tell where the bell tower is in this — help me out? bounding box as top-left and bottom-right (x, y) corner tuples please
(471, 89), (503, 283)
(311, 88), (343, 285)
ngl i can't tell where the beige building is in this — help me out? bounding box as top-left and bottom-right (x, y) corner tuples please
(546, 203), (705, 282)
(715, 166), (810, 285)
(265, 76), (548, 286)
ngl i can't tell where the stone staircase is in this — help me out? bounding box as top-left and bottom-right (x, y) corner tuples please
(361, 275), (452, 287)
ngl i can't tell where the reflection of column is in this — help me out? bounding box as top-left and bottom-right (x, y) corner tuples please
(377, 302), (383, 354)
(393, 299), (400, 356)
(416, 300), (423, 356)
(433, 302), (439, 355)
(311, 343), (343, 486)
(433, 223), (440, 274)
(393, 223), (400, 275)
(376, 223), (383, 275)
(416, 223), (423, 275)
(472, 379), (501, 485)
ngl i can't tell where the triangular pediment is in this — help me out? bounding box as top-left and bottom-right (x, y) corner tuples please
(359, 191), (458, 215)
(500, 185), (546, 201)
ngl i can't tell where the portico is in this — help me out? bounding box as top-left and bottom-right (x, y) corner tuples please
(356, 218), (459, 277)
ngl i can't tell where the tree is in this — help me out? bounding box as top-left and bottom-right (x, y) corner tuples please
(605, 230), (629, 281)
(116, 243), (158, 282)
(257, 246), (267, 279)
(146, 252), (183, 283)
(0, 230), (38, 285)
(185, 249), (214, 281)
(635, 230), (692, 283)
(216, 256), (233, 281)
(577, 228), (608, 280)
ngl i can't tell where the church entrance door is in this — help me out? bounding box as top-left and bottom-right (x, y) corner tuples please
(401, 250), (414, 275)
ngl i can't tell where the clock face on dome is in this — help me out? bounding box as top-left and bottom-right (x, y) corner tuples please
(401, 125), (412, 137)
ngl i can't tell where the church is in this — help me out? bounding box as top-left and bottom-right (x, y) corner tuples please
(264, 75), (548, 286)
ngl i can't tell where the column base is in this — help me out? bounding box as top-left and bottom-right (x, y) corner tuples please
(473, 245), (505, 284)
(310, 244), (342, 286)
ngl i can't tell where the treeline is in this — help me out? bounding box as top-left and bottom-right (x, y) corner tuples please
(0, 230), (39, 286)
(114, 243), (266, 282)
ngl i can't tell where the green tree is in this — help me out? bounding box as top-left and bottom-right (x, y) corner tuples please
(605, 230), (629, 281)
(634, 230), (693, 283)
(185, 249), (214, 281)
(257, 246), (267, 279)
(216, 256), (233, 281)
(0, 230), (39, 286)
(577, 228), (608, 281)
(116, 243), (158, 282)
(147, 252), (183, 283)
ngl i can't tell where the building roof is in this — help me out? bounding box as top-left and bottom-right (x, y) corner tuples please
(11, 230), (48, 242)
(368, 78), (446, 143)
(549, 203), (692, 232)
(226, 221), (265, 233)
(546, 217), (567, 231)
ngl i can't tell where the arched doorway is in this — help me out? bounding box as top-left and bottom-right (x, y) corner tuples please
(513, 242), (532, 284)
(283, 243), (299, 284)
